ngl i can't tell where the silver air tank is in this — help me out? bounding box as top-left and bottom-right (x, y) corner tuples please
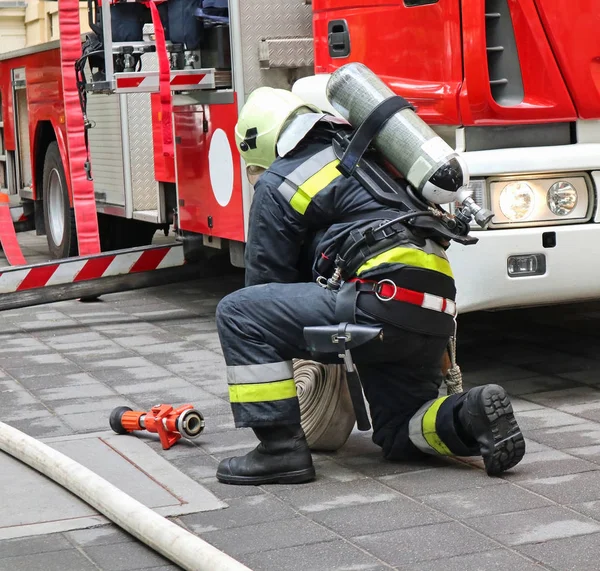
(326, 63), (469, 205)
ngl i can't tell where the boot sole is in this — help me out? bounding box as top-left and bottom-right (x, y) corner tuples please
(479, 385), (526, 476)
(216, 466), (316, 486)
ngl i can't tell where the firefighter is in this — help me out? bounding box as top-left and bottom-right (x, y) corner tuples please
(214, 87), (526, 485)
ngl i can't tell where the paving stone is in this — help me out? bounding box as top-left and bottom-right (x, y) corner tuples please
(508, 397), (545, 413)
(200, 516), (336, 557)
(397, 549), (552, 571)
(43, 331), (114, 351)
(49, 395), (136, 415)
(36, 382), (116, 402)
(201, 479), (266, 501)
(421, 481), (553, 518)
(197, 427), (260, 455)
(180, 494), (297, 533)
(5, 413), (73, 438)
(130, 308), (189, 319)
(0, 533), (72, 558)
(379, 463), (502, 497)
(164, 453), (219, 482)
(558, 369), (600, 385)
(61, 409), (128, 433)
(518, 471), (600, 504)
(0, 337), (49, 354)
(465, 505), (600, 545)
(558, 401), (600, 423)
(240, 540), (390, 571)
(83, 539), (172, 570)
(522, 386), (600, 408)
(525, 422), (600, 449)
(2, 362), (82, 379)
(93, 365), (173, 383)
(570, 499), (600, 521)
(164, 361), (226, 382)
(111, 376), (191, 395)
(15, 372), (100, 392)
(65, 525), (136, 547)
(514, 407), (589, 430)
(309, 459), (367, 483)
(352, 521), (497, 567)
(129, 386), (221, 411)
(517, 532), (600, 570)
(462, 364), (537, 384)
(500, 449), (599, 481)
(565, 444), (600, 465)
(195, 412), (235, 433)
(338, 452), (451, 478)
(266, 479), (402, 513)
(501, 375), (582, 396)
(112, 334), (179, 349)
(523, 355), (600, 376)
(307, 495), (450, 537)
(0, 549), (98, 571)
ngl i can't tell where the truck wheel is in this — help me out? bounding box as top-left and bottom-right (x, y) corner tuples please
(42, 142), (78, 259)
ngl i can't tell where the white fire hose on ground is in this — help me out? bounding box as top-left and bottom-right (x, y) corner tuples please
(0, 421), (251, 571)
(294, 337), (463, 451)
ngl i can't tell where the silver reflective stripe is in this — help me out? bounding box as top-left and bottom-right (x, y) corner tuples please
(408, 399), (438, 456)
(227, 361), (294, 385)
(276, 146), (338, 205)
(286, 146), (337, 187)
(277, 180), (297, 203)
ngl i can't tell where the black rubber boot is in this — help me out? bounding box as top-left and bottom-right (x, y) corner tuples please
(216, 424), (316, 485)
(458, 384), (526, 476)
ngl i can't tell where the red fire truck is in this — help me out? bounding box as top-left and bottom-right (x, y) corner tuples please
(0, 0), (599, 313)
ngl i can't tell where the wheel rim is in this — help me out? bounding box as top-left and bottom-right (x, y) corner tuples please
(47, 168), (65, 246)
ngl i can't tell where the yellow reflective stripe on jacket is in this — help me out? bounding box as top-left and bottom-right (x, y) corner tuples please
(422, 396), (453, 455)
(289, 160), (342, 215)
(356, 246), (453, 278)
(228, 379), (297, 403)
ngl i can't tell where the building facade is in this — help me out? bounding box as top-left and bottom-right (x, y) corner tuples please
(0, 0), (89, 54)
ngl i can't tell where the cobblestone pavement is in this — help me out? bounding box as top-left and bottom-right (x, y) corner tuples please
(3, 237), (600, 570)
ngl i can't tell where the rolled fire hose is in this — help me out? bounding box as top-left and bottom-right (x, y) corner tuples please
(0, 421), (251, 571)
(294, 341), (464, 448)
(294, 359), (356, 451)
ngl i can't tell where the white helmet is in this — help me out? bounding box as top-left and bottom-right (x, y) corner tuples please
(234, 87), (320, 169)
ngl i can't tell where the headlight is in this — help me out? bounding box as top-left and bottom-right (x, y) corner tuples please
(547, 181), (578, 216)
(487, 174), (591, 228)
(499, 182), (535, 221)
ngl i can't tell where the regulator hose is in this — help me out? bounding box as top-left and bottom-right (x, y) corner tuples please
(294, 359), (357, 451)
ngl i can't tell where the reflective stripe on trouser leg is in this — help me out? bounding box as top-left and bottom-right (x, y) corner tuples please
(408, 397), (453, 455)
(408, 393), (476, 457)
(227, 361), (301, 427)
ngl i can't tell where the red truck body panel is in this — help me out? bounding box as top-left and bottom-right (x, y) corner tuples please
(533, 0), (600, 120)
(0, 48), (70, 199)
(313, 0), (592, 126)
(313, 0), (464, 124)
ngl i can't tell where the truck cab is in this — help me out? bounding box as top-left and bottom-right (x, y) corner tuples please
(304, 0), (600, 312)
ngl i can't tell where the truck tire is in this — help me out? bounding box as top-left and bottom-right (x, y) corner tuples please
(42, 142), (78, 259)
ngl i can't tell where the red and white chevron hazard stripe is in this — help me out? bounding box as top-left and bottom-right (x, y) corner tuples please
(0, 244), (185, 294)
(114, 69), (215, 93)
